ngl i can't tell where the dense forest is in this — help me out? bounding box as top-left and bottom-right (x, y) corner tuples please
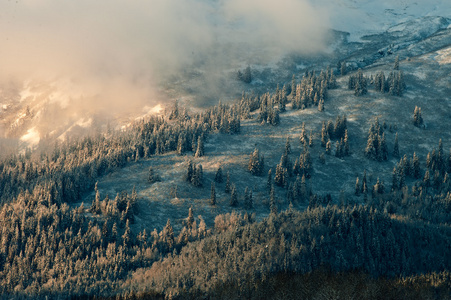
(0, 62), (450, 299)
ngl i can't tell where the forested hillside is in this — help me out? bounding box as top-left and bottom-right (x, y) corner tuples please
(0, 50), (450, 299)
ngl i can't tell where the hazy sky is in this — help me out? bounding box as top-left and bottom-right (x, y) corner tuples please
(0, 0), (330, 145)
(0, 0), (329, 82)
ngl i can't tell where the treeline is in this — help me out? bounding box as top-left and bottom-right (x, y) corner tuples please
(125, 205), (451, 298)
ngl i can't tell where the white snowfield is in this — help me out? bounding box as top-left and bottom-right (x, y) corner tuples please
(318, 0), (451, 40)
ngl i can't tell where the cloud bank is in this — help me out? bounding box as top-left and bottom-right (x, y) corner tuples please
(0, 0), (330, 142)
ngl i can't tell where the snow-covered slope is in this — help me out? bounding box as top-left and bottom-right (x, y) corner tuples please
(319, 0), (451, 41)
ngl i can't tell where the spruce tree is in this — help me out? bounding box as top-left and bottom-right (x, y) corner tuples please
(355, 177), (361, 196)
(214, 166), (223, 183)
(318, 99), (324, 112)
(267, 169), (273, 191)
(394, 55), (400, 70)
(210, 182), (216, 206)
(194, 136), (204, 158)
(269, 184), (277, 214)
(393, 133), (400, 158)
(285, 137), (291, 154)
(325, 141), (332, 155)
(274, 163), (285, 187)
(412, 152), (421, 179)
(413, 106), (424, 127)
(230, 184), (238, 207)
(225, 172), (231, 193)
(244, 186), (253, 209)
(343, 129), (350, 156)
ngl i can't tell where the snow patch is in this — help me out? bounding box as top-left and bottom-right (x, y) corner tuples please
(436, 46), (451, 65)
(20, 127), (40, 147)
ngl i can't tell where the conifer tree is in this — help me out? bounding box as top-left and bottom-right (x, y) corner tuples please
(378, 133), (388, 161)
(355, 177), (361, 196)
(318, 99), (324, 112)
(393, 133), (400, 158)
(267, 169), (273, 191)
(394, 55), (400, 70)
(186, 160), (194, 182)
(412, 152), (421, 179)
(187, 207), (194, 229)
(230, 184), (238, 207)
(285, 137), (291, 154)
(225, 172), (231, 193)
(321, 122), (328, 147)
(194, 136), (204, 158)
(248, 148), (263, 176)
(413, 106), (424, 127)
(210, 182), (216, 206)
(274, 163), (285, 187)
(423, 170), (430, 188)
(309, 130), (314, 147)
(214, 166), (223, 183)
(340, 61), (347, 75)
(269, 184), (277, 214)
(325, 141), (332, 155)
(343, 129), (350, 156)
(391, 167), (399, 191)
(191, 164), (203, 187)
(244, 186), (253, 209)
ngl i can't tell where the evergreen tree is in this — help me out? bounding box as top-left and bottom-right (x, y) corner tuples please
(194, 136), (204, 157)
(186, 160), (194, 182)
(343, 129), (350, 156)
(210, 182), (216, 206)
(274, 163), (285, 187)
(225, 172), (231, 193)
(285, 137), (291, 154)
(248, 148), (263, 176)
(318, 99), (324, 112)
(214, 166), (223, 183)
(326, 141), (332, 155)
(393, 133), (400, 158)
(321, 122), (328, 147)
(391, 167), (399, 191)
(413, 106), (424, 127)
(378, 133), (388, 161)
(309, 130), (314, 147)
(412, 152), (421, 179)
(187, 207), (194, 229)
(355, 177), (361, 196)
(340, 61), (347, 75)
(394, 55), (400, 70)
(423, 170), (430, 188)
(244, 186), (253, 209)
(243, 65), (252, 83)
(230, 184), (238, 207)
(269, 184), (277, 214)
(191, 164), (203, 187)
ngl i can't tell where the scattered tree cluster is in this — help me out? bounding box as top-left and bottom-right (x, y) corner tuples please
(348, 69), (368, 96)
(320, 116), (350, 158)
(248, 148), (265, 176)
(365, 118), (388, 161)
(291, 68), (336, 111)
(186, 160), (203, 187)
(374, 70), (406, 96)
